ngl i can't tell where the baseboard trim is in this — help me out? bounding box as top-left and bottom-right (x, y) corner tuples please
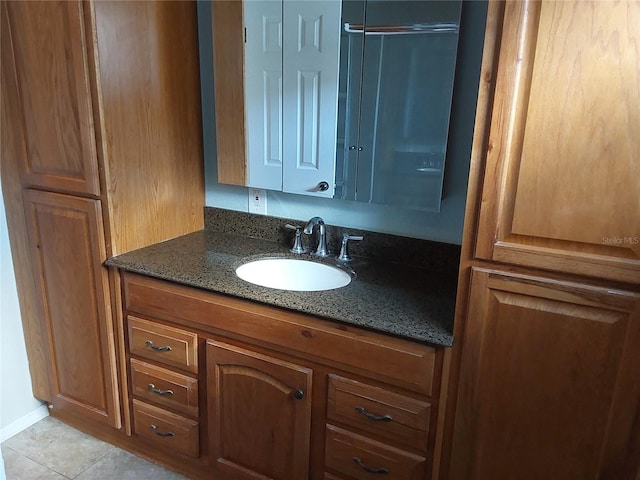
(0, 404), (49, 443)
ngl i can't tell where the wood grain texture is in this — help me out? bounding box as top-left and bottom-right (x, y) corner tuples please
(450, 268), (640, 480)
(124, 273), (438, 396)
(475, 0), (640, 284)
(22, 189), (120, 428)
(128, 316), (198, 374)
(130, 358), (199, 418)
(207, 340), (312, 479)
(439, 2), (505, 478)
(456, 0), (504, 271)
(91, 0), (204, 255)
(325, 424), (426, 480)
(513, 1), (640, 242)
(108, 267), (131, 435)
(132, 399), (200, 459)
(5, 1), (100, 195)
(211, 1), (247, 186)
(0, 2), (51, 402)
(327, 375), (431, 453)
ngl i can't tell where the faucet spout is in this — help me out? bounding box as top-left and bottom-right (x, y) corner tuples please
(303, 217), (330, 257)
(303, 216), (324, 235)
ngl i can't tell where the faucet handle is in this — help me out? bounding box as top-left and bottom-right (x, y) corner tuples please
(337, 233), (363, 262)
(285, 224), (308, 254)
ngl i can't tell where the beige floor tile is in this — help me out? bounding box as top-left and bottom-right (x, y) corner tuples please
(2, 417), (114, 478)
(1, 446), (67, 480)
(74, 449), (189, 480)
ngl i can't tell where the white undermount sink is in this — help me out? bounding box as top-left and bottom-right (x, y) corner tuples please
(235, 258), (352, 291)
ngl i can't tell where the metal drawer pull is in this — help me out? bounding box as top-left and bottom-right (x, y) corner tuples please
(353, 457), (389, 474)
(145, 340), (172, 352)
(355, 406), (392, 422)
(148, 384), (174, 396)
(150, 424), (175, 437)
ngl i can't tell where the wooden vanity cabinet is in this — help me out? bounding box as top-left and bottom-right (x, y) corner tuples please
(122, 272), (443, 480)
(1, 0), (203, 433)
(445, 1), (640, 479)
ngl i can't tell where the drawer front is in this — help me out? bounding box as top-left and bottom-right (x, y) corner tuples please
(125, 274), (437, 395)
(327, 375), (430, 451)
(128, 316), (198, 373)
(325, 425), (426, 480)
(130, 359), (199, 417)
(132, 399), (199, 458)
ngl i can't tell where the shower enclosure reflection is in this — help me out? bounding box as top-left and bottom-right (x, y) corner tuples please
(335, 0), (462, 212)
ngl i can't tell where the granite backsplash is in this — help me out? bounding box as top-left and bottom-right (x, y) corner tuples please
(204, 207), (461, 274)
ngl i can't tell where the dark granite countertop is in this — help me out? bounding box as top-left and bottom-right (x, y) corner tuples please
(106, 230), (457, 347)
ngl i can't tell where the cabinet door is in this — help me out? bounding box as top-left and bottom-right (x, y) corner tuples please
(207, 340), (313, 480)
(281, 0), (341, 197)
(23, 189), (120, 428)
(212, 1), (247, 186)
(243, 0), (283, 191)
(5, 1), (100, 195)
(450, 268), (640, 480)
(220, 0), (341, 196)
(475, 1), (640, 283)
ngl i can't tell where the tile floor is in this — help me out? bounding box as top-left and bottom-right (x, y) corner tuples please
(1, 416), (189, 479)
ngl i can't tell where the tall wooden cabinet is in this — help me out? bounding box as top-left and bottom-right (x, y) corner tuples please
(0, 0), (203, 431)
(447, 1), (640, 479)
(23, 190), (118, 426)
(5, 1), (100, 196)
(451, 269), (640, 479)
(474, 0), (639, 284)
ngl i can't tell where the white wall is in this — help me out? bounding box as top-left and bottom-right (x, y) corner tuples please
(0, 185), (47, 442)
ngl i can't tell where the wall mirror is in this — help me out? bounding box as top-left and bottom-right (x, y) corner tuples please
(212, 0), (462, 212)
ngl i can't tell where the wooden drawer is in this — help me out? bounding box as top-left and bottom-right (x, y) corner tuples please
(124, 273), (437, 395)
(132, 399), (199, 458)
(128, 316), (198, 373)
(325, 425), (426, 480)
(130, 359), (199, 417)
(327, 375), (430, 451)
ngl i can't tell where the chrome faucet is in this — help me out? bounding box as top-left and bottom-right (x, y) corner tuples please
(337, 233), (363, 262)
(303, 216), (330, 257)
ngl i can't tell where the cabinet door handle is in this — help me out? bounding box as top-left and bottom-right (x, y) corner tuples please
(150, 424), (175, 437)
(353, 456), (388, 474)
(148, 383), (174, 396)
(317, 181), (329, 191)
(355, 406), (392, 422)
(293, 389), (304, 400)
(145, 340), (172, 352)
(306, 181), (331, 193)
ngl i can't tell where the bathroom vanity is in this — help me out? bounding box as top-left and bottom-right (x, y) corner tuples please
(102, 216), (460, 479)
(2, 1), (639, 479)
